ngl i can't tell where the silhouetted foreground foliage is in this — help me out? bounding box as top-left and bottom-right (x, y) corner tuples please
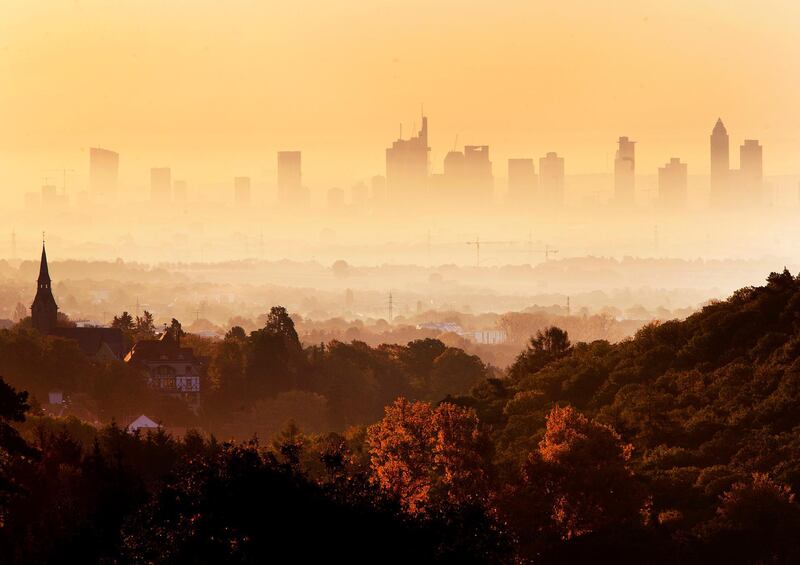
(5, 271), (800, 562)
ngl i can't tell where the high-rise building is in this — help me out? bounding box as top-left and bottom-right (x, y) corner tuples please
(539, 152), (565, 206)
(385, 116), (429, 202)
(277, 151), (302, 205)
(327, 187), (345, 210)
(173, 180), (188, 203)
(710, 118), (730, 206)
(150, 167), (172, 202)
(371, 175), (387, 207)
(614, 136), (636, 205)
(507, 158), (537, 205)
(234, 176), (251, 206)
(739, 139), (763, 205)
(464, 145), (493, 203)
(90, 148), (119, 199)
(658, 158), (688, 209)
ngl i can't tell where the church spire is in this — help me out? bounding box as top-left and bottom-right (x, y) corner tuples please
(31, 239), (58, 333)
(38, 240), (51, 285)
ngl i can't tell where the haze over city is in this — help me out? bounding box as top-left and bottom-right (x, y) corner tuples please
(3, 3), (800, 563)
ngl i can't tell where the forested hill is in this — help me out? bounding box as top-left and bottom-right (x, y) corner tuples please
(455, 268), (800, 558)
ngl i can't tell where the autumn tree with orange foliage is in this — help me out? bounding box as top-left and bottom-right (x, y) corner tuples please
(367, 398), (490, 514)
(525, 405), (647, 539)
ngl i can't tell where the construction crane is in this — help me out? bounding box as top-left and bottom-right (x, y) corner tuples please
(465, 236), (515, 267)
(525, 231), (559, 263)
(43, 168), (75, 195)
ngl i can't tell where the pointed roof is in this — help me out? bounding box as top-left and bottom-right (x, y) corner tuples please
(712, 118), (727, 135)
(38, 243), (51, 284)
(127, 414), (160, 432)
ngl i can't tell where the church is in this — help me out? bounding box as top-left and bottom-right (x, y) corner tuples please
(30, 243), (202, 407)
(30, 243), (126, 359)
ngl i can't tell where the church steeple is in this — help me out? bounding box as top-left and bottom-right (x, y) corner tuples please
(37, 242), (51, 287)
(31, 241), (58, 333)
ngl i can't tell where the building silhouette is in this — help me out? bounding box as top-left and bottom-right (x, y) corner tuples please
(658, 158), (688, 210)
(370, 175), (387, 208)
(739, 139), (763, 205)
(464, 145), (493, 204)
(234, 176), (251, 206)
(150, 167), (172, 203)
(31, 243), (58, 334)
(172, 180), (188, 203)
(385, 116), (429, 202)
(614, 136), (636, 205)
(539, 152), (565, 206)
(327, 187), (345, 210)
(89, 147), (119, 199)
(507, 158), (537, 205)
(710, 118), (730, 206)
(277, 151), (305, 206)
(30, 243), (124, 358)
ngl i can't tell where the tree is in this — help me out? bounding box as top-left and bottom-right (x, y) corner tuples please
(525, 405), (646, 539)
(367, 398), (489, 514)
(700, 473), (800, 563)
(0, 377), (39, 526)
(112, 311), (135, 341)
(168, 318), (185, 340)
(428, 348), (487, 401)
(12, 303), (27, 323)
(134, 310), (156, 341)
(509, 327), (571, 380)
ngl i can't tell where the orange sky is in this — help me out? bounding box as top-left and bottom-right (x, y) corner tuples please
(1, 0), (799, 193)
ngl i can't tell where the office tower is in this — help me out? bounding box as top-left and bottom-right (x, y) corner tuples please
(658, 158), (688, 209)
(89, 147), (119, 199)
(710, 118), (730, 206)
(41, 184), (60, 209)
(739, 139), (763, 205)
(435, 149), (464, 203)
(277, 151), (302, 205)
(385, 116), (429, 202)
(351, 181), (369, 209)
(539, 152), (565, 206)
(614, 136), (636, 205)
(371, 175), (387, 207)
(507, 158), (537, 204)
(150, 167), (172, 202)
(172, 180), (188, 203)
(327, 187), (345, 210)
(464, 145), (493, 203)
(234, 176), (251, 206)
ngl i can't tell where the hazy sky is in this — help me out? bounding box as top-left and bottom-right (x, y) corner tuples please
(2, 0), (799, 193)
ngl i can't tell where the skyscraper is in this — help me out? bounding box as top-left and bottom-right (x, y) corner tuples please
(539, 152), (565, 207)
(277, 151), (302, 205)
(385, 116), (429, 203)
(463, 145), (493, 204)
(150, 167), (172, 203)
(172, 180), (188, 203)
(658, 158), (688, 209)
(710, 118), (730, 206)
(614, 136), (635, 205)
(507, 158), (537, 205)
(89, 147), (119, 199)
(234, 176), (251, 206)
(739, 139), (763, 205)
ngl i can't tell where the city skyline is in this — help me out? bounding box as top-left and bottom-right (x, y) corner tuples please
(2, 1), (800, 191)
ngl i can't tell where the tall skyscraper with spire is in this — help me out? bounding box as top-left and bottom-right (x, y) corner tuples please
(385, 115), (430, 203)
(31, 242), (58, 333)
(710, 118), (730, 206)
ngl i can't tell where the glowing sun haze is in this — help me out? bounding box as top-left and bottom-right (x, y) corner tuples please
(1, 0), (799, 192)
